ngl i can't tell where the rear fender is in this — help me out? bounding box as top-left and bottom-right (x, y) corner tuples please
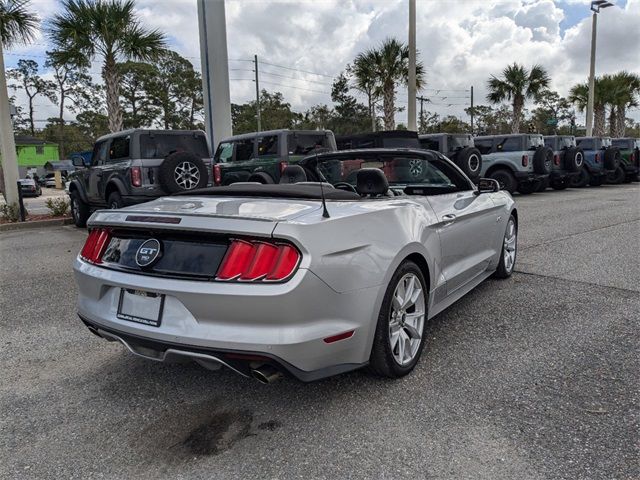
(105, 177), (128, 201)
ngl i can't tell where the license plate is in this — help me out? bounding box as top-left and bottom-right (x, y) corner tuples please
(117, 289), (165, 327)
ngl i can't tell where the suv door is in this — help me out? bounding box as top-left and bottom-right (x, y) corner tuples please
(421, 156), (501, 295)
(87, 140), (110, 204)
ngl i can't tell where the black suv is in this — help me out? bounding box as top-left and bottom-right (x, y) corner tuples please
(68, 129), (212, 227)
(419, 133), (483, 182)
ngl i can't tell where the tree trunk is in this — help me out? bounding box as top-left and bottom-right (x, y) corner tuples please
(511, 96), (523, 134)
(368, 92), (376, 132)
(593, 103), (605, 136)
(28, 94), (35, 135)
(383, 81), (395, 130)
(103, 55), (123, 133)
(608, 106), (616, 137)
(615, 105), (626, 137)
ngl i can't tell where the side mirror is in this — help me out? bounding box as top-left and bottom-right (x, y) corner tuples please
(475, 178), (500, 194)
(71, 156), (85, 168)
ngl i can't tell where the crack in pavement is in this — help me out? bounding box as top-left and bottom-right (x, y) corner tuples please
(520, 217), (640, 251)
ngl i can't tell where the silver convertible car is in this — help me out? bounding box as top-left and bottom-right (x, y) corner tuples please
(74, 148), (517, 383)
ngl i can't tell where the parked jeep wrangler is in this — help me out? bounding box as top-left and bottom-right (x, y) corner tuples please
(419, 133), (482, 181)
(336, 130), (420, 150)
(473, 134), (552, 194)
(570, 137), (620, 188)
(610, 138), (639, 183)
(68, 129), (212, 227)
(214, 129), (336, 185)
(541, 135), (583, 190)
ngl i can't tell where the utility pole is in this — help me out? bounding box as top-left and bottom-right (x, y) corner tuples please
(407, 0), (417, 131)
(470, 86), (474, 135)
(0, 40), (20, 207)
(585, 0), (613, 137)
(417, 95), (428, 133)
(255, 54), (261, 132)
(197, 0), (233, 151)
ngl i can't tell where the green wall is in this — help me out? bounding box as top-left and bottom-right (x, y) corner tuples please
(0, 143), (60, 167)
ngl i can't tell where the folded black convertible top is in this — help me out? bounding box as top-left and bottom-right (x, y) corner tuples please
(175, 183), (362, 200)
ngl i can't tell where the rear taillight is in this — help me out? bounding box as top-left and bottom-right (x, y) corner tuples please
(216, 239), (301, 282)
(595, 153), (600, 163)
(80, 228), (111, 264)
(131, 167), (142, 187)
(214, 164), (222, 185)
(279, 161), (288, 175)
(522, 155), (529, 167)
(554, 154), (560, 166)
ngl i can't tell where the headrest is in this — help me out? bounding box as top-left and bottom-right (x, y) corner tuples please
(279, 165), (307, 184)
(356, 168), (389, 196)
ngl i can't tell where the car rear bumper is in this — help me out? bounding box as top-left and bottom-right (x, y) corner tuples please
(514, 172), (548, 183)
(74, 258), (379, 381)
(549, 170), (580, 180)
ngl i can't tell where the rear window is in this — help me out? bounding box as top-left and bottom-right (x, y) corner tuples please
(288, 133), (330, 155)
(601, 138), (612, 148)
(611, 139), (631, 149)
(420, 138), (440, 150)
(544, 138), (556, 149)
(527, 136), (544, 149)
(257, 135), (278, 157)
(140, 134), (209, 159)
(448, 136), (471, 150)
(576, 138), (594, 150)
(496, 137), (522, 152)
(382, 137), (420, 148)
(474, 138), (493, 154)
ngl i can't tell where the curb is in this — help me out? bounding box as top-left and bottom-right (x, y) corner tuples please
(0, 217), (74, 232)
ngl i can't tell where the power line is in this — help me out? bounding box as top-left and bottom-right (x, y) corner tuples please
(257, 60), (334, 78)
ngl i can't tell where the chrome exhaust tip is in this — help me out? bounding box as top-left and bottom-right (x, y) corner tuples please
(251, 364), (283, 384)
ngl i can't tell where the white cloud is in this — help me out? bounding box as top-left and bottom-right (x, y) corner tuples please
(5, 0), (640, 133)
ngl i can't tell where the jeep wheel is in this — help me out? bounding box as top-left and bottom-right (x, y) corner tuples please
(517, 181), (539, 195)
(159, 152), (208, 194)
(606, 166), (625, 184)
(488, 169), (516, 193)
(603, 148), (621, 171)
(533, 147), (553, 174)
(247, 172), (275, 184)
(564, 148), (584, 172)
(70, 191), (90, 228)
(570, 168), (589, 188)
(453, 147), (482, 181)
(107, 192), (124, 209)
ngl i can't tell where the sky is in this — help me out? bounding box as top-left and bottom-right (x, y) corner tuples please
(5, 0), (640, 129)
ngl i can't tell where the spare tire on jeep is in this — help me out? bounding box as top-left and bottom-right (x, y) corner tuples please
(603, 148), (621, 171)
(452, 147), (482, 181)
(563, 147), (584, 172)
(533, 147), (553, 174)
(158, 151), (208, 194)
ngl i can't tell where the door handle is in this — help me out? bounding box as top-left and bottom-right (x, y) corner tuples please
(442, 214), (456, 220)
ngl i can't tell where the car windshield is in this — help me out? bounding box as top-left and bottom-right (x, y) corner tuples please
(140, 133), (209, 159)
(315, 154), (460, 188)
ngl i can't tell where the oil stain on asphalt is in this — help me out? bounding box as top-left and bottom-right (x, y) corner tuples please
(180, 410), (254, 456)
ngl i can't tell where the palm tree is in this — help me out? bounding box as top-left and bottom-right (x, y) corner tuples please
(569, 80), (606, 136)
(365, 38), (425, 131)
(0, 0), (39, 206)
(606, 72), (640, 137)
(487, 63), (550, 133)
(350, 50), (380, 131)
(49, 0), (166, 133)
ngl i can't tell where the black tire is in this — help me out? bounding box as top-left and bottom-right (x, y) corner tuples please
(536, 177), (549, 192)
(533, 147), (553, 174)
(606, 166), (625, 184)
(488, 169), (516, 193)
(603, 148), (621, 171)
(247, 172), (275, 184)
(563, 147), (584, 172)
(517, 181), (540, 195)
(70, 190), (90, 228)
(551, 179), (569, 190)
(369, 260), (428, 378)
(493, 215), (517, 279)
(107, 191), (124, 209)
(570, 167), (590, 188)
(452, 147), (482, 181)
(158, 151), (208, 194)
(589, 175), (604, 187)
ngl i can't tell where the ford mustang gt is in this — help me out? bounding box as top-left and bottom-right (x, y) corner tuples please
(74, 148), (517, 383)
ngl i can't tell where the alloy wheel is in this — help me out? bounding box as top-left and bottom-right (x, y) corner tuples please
(503, 218), (517, 273)
(174, 161), (201, 190)
(388, 273), (426, 366)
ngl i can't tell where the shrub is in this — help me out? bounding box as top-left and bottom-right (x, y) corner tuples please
(0, 203), (26, 222)
(45, 198), (70, 217)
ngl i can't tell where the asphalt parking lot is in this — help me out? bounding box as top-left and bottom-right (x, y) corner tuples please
(1, 184), (638, 479)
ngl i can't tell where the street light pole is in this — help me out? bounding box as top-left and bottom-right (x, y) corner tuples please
(585, 0), (613, 137)
(407, 0), (417, 131)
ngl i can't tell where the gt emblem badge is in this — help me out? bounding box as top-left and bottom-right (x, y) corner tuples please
(135, 239), (162, 267)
